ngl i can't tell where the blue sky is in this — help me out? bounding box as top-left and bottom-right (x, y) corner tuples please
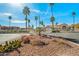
(0, 3), (79, 28)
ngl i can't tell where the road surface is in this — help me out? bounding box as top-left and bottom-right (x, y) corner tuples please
(1, 33), (79, 44)
(0, 33), (30, 44)
(42, 32), (79, 43)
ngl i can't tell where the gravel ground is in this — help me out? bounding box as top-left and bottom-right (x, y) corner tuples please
(7, 35), (79, 56)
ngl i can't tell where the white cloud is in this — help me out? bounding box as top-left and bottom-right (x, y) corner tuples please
(3, 13), (13, 16)
(8, 3), (25, 9)
(9, 3), (23, 7)
(30, 9), (41, 13)
(0, 12), (13, 17)
(11, 20), (25, 23)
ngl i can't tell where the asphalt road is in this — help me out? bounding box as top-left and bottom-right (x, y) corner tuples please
(0, 33), (79, 44)
(0, 33), (30, 44)
(42, 32), (79, 43)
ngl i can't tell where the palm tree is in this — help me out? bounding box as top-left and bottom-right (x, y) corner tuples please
(8, 16), (12, 30)
(49, 3), (54, 16)
(56, 22), (58, 25)
(49, 3), (55, 31)
(28, 19), (30, 27)
(37, 16), (42, 36)
(35, 16), (38, 28)
(72, 12), (76, 31)
(40, 20), (44, 27)
(31, 24), (34, 29)
(38, 16), (40, 27)
(50, 16), (55, 30)
(23, 6), (30, 32)
(40, 20), (45, 32)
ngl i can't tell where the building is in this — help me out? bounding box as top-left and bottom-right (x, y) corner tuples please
(45, 24), (73, 32)
(55, 24), (69, 31)
(45, 25), (52, 33)
(0, 26), (20, 31)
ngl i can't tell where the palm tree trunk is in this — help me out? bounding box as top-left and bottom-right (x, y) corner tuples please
(39, 16), (40, 27)
(52, 22), (54, 30)
(28, 22), (29, 28)
(36, 20), (37, 28)
(29, 23), (30, 27)
(28, 22), (30, 32)
(51, 6), (53, 16)
(73, 16), (75, 31)
(9, 19), (11, 30)
(38, 16), (41, 36)
(51, 6), (54, 30)
(25, 15), (28, 32)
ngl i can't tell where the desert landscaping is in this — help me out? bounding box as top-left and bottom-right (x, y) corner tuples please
(0, 3), (79, 56)
(0, 34), (78, 56)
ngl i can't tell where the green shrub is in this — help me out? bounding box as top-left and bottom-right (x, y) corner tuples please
(0, 40), (22, 53)
(14, 40), (21, 48)
(52, 29), (60, 33)
(5, 41), (8, 46)
(4, 44), (12, 52)
(0, 45), (5, 53)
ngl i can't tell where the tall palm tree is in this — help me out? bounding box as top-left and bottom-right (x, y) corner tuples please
(38, 16), (40, 27)
(23, 6), (30, 32)
(40, 20), (44, 27)
(40, 20), (45, 32)
(28, 19), (30, 27)
(56, 22), (58, 25)
(35, 16), (38, 28)
(49, 3), (55, 31)
(72, 12), (76, 31)
(49, 3), (54, 16)
(38, 16), (42, 36)
(8, 16), (12, 30)
(50, 16), (55, 30)
(31, 24), (34, 29)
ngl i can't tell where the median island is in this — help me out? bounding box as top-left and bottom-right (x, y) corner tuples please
(0, 34), (79, 56)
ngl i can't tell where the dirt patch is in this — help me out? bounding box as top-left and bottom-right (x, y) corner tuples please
(7, 35), (79, 56)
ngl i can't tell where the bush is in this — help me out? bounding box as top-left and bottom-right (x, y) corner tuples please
(4, 44), (12, 52)
(0, 45), (5, 53)
(31, 40), (46, 46)
(0, 40), (22, 53)
(22, 36), (30, 44)
(52, 29), (60, 33)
